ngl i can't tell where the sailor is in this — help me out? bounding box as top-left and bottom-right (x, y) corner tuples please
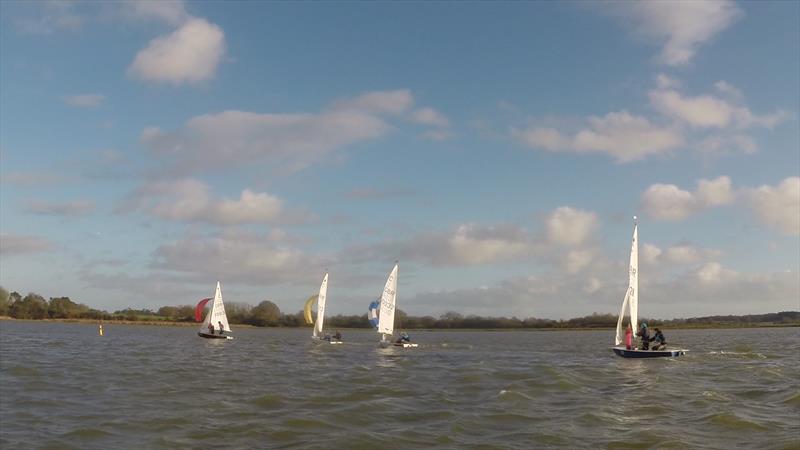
(637, 323), (650, 350)
(650, 328), (666, 350)
(395, 332), (411, 344)
(208, 323), (215, 335)
(333, 331), (342, 341)
(624, 324), (633, 350)
(218, 321), (224, 335)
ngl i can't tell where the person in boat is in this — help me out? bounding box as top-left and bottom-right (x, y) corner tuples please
(208, 323), (215, 335)
(333, 331), (342, 341)
(650, 328), (666, 350)
(624, 324), (633, 350)
(217, 321), (224, 335)
(323, 333), (331, 341)
(395, 332), (411, 344)
(637, 322), (650, 350)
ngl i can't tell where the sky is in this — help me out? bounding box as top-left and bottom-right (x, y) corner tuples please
(1, 0), (798, 320)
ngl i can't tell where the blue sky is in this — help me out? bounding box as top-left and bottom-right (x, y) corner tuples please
(1, 0), (798, 319)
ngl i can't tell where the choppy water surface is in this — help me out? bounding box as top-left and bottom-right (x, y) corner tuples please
(1, 322), (798, 449)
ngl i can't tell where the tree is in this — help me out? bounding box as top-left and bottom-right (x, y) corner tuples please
(249, 300), (281, 327)
(10, 293), (48, 319)
(0, 286), (9, 316)
(48, 297), (89, 319)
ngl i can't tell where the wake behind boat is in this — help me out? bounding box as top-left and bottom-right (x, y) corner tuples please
(611, 218), (686, 358)
(196, 282), (234, 340)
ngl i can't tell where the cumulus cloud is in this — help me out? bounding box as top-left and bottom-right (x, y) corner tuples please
(0, 233), (55, 256)
(62, 94), (106, 107)
(744, 177), (800, 236)
(141, 90), (419, 174)
(545, 207), (598, 246)
(649, 84), (790, 129)
(513, 111), (684, 163)
(23, 199), (95, 216)
(129, 17), (225, 84)
(641, 176), (733, 221)
(120, 178), (310, 226)
(600, 0), (743, 66)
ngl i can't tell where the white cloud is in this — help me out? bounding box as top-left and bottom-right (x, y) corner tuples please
(447, 224), (530, 265)
(120, 178), (309, 226)
(649, 89), (733, 128)
(696, 176), (735, 206)
(141, 90), (416, 174)
(602, 0), (743, 66)
(514, 111), (684, 163)
(714, 80), (743, 100)
(564, 249), (593, 273)
(655, 73), (682, 89)
(697, 134), (757, 155)
(0, 233), (55, 256)
(121, 0), (188, 25)
(411, 107), (450, 128)
(152, 228), (328, 285)
(546, 207), (598, 246)
(62, 94), (106, 107)
(333, 89), (414, 115)
(128, 17), (225, 84)
(23, 199), (95, 216)
(744, 177), (800, 236)
(641, 243), (663, 264)
(15, 1), (85, 35)
(696, 262), (737, 284)
(641, 176), (733, 221)
(649, 82), (790, 130)
(420, 129), (452, 141)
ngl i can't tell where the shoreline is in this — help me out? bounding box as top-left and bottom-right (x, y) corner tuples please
(1, 316), (796, 330)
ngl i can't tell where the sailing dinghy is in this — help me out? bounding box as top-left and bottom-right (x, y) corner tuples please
(374, 263), (417, 348)
(611, 218), (686, 358)
(197, 282), (234, 339)
(305, 272), (341, 344)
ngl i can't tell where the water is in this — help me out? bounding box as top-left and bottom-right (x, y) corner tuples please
(1, 322), (798, 449)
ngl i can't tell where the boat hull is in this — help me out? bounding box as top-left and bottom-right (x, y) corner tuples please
(312, 337), (343, 345)
(612, 346), (686, 358)
(198, 332), (233, 340)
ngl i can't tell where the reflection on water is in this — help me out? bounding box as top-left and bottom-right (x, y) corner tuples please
(1, 322), (798, 449)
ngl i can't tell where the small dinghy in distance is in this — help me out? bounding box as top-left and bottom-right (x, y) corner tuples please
(196, 282), (234, 340)
(374, 263), (418, 348)
(611, 218), (686, 358)
(307, 272), (342, 345)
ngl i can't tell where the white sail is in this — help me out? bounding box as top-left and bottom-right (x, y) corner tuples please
(199, 281), (231, 334)
(614, 219), (638, 345)
(314, 273), (328, 338)
(377, 263), (398, 337)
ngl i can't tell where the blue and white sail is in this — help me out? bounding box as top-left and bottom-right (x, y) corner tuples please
(377, 263), (398, 341)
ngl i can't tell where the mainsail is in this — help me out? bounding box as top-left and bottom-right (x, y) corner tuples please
(199, 281), (231, 334)
(615, 218), (639, 345)
(377, 263), (398, 337)
(314, 273), (328, 338)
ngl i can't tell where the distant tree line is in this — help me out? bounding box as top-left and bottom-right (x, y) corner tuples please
(1, 286), (797, 328)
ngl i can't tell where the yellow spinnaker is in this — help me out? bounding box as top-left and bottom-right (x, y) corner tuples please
(303, 295), (318, 325)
